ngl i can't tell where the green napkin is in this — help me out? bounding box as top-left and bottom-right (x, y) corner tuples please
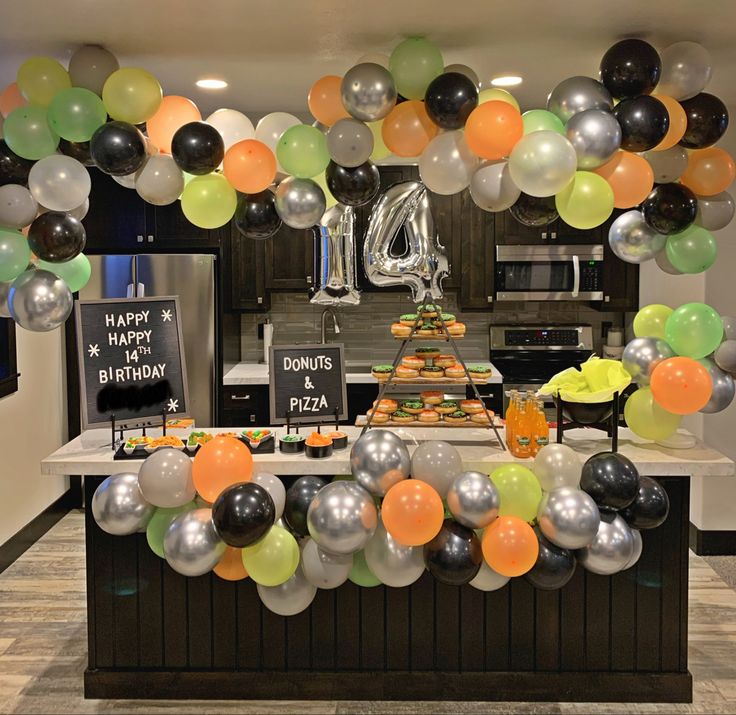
(538, 356), (631, 403)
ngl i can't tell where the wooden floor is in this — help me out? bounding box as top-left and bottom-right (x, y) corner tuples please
(0, 512), (735, 714)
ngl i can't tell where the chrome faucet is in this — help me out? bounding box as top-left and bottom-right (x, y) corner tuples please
(320, 308), (341, 344)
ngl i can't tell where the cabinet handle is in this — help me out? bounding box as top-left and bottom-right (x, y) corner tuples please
(136, 235), (144, 243)
(306, 275), (312, 284)
(487, 296), (493, 303)
(550, 232), (557, 240)
(257, 296), (263, 304)
(231, 394), (252, 401)
(147, 235), (154, 243)
(541, 232), (548, 239)
(604, 295), (610, 303)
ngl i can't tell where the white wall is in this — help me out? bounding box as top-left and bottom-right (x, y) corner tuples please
(0, 327), (68, 546)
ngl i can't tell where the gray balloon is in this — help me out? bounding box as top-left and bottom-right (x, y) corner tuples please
(350, 429), (410, 496)
(301, 537), (352, 589)
(0, 281), (11, 318)
(9, 269), (73, 332)
(469, 560), (510, 591)
(364, 517), (425, 587)
(275, 177), (326, 229)
(257, 564), (317, 616)
(697, 358), (735, 413)
(306, 481), (378, 555)
(253, 472), (286, 521)
(715, 340), (736, 375)
(411, 440), (464, 498)
(565, 109), (621, 169)
(608, 210), (667, 264)
(657, 41), (712, 101)
(547, 76), (613, 123)
(532, 443), (581, 491)
(69, 44), (120, 96)
(341, 63), (397, 122)
(135, 154), (184, 206)
(538, 487), (600, 550)
(576, 514), (634, 576)
(469, 160), (520, 212)
(446, 471), (500, 529)
(0, 184), (38, 228)
(113, 172), (137, 189)
(642, 146), (688, 184)
(623, 529), (643, 570)
(163, 508), (225, 577)
(91, 473), (154, 536)
(696, 191), (735, 231)
(138, 448), (195, 508)
(445, 64), (480, 90)
(722, 316), (736, 341)
(326, 118), (374, 168)
(655, 247), (683, 275)
(622, 337), (676, 386)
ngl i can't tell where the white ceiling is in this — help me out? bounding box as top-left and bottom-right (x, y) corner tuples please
(0, 0), (735, 118)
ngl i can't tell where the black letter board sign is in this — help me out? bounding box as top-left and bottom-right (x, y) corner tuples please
(269, 343), (347, 425)
(75, 296), (189, 429)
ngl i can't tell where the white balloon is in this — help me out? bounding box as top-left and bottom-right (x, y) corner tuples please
(533, 444), (582, 491)
(257, 565), (317, 616)
(642, 146), (688, 184)
(28, 155), (91, 212)
(418, 130), (479, 195)
(469, 160), (520, 212)
(206, 108), (255, 150)
(135, 154), (184, 206)
(508, 131), (577, 197)
(255, 112), (301, 173)
(301, 537), (352, 589)
(658, 41), (712, 101)
(0, 184), (38, 228)
(469, 560), (510, 591)
(252, 472), (286, 521)
(113, 172), (137, 189)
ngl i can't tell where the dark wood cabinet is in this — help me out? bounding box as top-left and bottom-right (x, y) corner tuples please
(228, 223), (271, 311)
(144, 201), (217, 246)
(221, 385), (270, 426)
(599, 211), (639, 311)
(458, 189), (495, 310)
(496, 212), (604, 246)
(269, 224), (314, 291)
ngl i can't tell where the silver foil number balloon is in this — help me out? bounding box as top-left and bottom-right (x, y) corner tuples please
(364, 517), (425, 587)
(257, 564), (317, 616)
(301, 537), (352, 589)
(565, 109), (621, 169)
(576, 513), (634, 576)
(275, 176), (326, 230)
(537, 486), (601, 550)
(363, 181), (449, 302)
(446, 470), (500, 529)
(547, 76), (614, 123)
(608, 210), (667, 264)
(350, 429), (410, 496)
(138, 448), (196, 508)
(310, 204), (361, 306)
(532, 443), (581, 492)
(697, 357), (735, 413)
(622, 337), (676, 386)
(163, 508), (225, 577)
(9, 269), (73, 332)
(340, 63), (397, 122)
(91, 473), (154, 536)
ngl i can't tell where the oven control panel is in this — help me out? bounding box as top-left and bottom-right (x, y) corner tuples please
(504, 329), (580, 347)
(490, 325), (594, 351)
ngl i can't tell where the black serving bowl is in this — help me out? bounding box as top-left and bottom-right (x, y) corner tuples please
(279, 436), (306, 453)
(559, 398), (614, 425)
(305, 442), (334, 459)
(326, 433), (348, 450)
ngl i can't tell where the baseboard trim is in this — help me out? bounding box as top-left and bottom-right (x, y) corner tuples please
(689, 522), (736, 555)
(0, 489), (76, 574)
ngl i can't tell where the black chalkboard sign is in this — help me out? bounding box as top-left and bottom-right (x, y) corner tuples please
(269, 343), (347, 425)
(75, 297), (189, 429)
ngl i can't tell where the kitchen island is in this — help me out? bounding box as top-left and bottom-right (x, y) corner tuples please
(42, 427), (733, 703)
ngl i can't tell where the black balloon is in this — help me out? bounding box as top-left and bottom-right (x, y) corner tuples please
(234, 190), (282, 240)
(90, 121), (147, 176)
(424, 71), (478, 130)
(679, 92), (729, 149)
(212, 482), (275, 548)
(326, 160), (380, 207)
(171, 121), (225, 175)
(613, 96), (669, 152)
(580, 452), (640, 510)
(599, 38), (661, 99)
(620, 476), (670, 529)
(509, 192), (558, 227)
(59, 139), (95, 166)
(642, 183), (698, 235)
(0, 140), (34, 187)
(524, 529), (576, 590)
(27, 212), (86, 263)
(423, 519), (482, 586)
(283, 476), (327, 537)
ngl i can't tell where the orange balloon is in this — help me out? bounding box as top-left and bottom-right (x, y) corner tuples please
(381, 479), (444, 546)
(464, 101), (523, 160)
(381, 100), (437, 157)
(223, 139), (276, 193)
(651, 95), (687, 151)
(680, 147), (736, 197)
(481, 516), (539, 577)
(0, 82), (27, 118)
(192, 436), (253, 503)
(650, 357), (713, 415)
(146, 95), (201, 154)
(214, 546), (249, 581)
(593, 151), (654, 209)
(308, 75), (349, 127)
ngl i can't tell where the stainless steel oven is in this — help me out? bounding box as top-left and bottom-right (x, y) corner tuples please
(495, 245), (603, 301)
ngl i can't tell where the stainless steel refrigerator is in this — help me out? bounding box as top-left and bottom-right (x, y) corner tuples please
(81, 254), (216, 425)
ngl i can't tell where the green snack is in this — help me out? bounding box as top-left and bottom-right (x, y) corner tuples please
(434, 313), (455, 323)
(468, 365), (492, 373)
(281, 434), (305, 442)
(439, 401), (458, 409)
(400, 313), (418, 321)
(415, 347), (439, 354)
(402, 400), (423, 410)
(448, 410), (467, 418)
(372, 364), (393, 373)
(392, 410), (411, 418)
(421, 365), (443, 372)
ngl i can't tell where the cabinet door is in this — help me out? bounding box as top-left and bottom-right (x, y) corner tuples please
(551, 218), (604, 245)
(222, 385), (271, 425)
(229, 223), (271, 311)
(144, 201), (220, 247)
(426, 187), (461, 290)
(458, 190), (495, 310)
(495, 210), (549, 245)
(269, 224), (314, 290)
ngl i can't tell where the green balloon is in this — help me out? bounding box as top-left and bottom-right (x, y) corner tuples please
(276, 124), (329, 179)
(665, 225), (717, 274)
(522, 109), (565, 135)
(349, 550), (381, 587)
(389, 37), (444, 100)
(37, 254), (91, 293)
(146, 502), (197, 558)
(3, 105), (59, 160)
(490, 464), (543, 523)
(664, 302), (723, 359)
(0, 228), (31, 282)
(47, 87), (107, 143)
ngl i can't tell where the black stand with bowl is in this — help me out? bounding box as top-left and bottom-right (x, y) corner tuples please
(555, 391), (620, 452)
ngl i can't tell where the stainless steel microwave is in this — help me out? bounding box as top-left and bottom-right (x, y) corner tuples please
(495, 245), (604, 301)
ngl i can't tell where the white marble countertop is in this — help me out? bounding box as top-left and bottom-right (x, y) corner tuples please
(41, 425), (734, 478)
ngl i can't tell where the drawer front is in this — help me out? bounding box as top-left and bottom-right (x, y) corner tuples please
(223, 389), (256, 408)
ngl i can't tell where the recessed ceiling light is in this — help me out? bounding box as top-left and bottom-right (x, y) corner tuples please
(196, 78), (228, 89)
(490, 75), (523, 87)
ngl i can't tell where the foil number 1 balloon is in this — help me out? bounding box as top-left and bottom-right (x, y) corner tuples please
(363, 180), (448, 302)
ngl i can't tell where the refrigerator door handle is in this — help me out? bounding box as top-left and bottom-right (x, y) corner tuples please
(126, 283), (135, 298)
(137, 282), (145, 297)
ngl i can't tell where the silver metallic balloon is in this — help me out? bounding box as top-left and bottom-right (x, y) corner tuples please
(411, 440), (463, 498)
(608, 210), (667, 264)
(565, 109), (621, 169)
(92, 473), (154, 536)
(326, 118), (374, 168)
(508, 131), (578, 197)
(306, 481), (378, 555)
(138, 448), (195, 508)
(253, 472), (286, 521)
(657, 41), (712, 101)
(722, 317), (736, 341)
(0, 281), (11, 319)
(623, 529), (643, 570)
(697, 357), (735, 413)
(444, 64), (480, 90)
(9, 269), (73, 332)
(310, 204), (360, 306)
(364, 517), (425, 587)
(622, 337), (676, 386)
(576, 513), (634, 576)
(0, 184), (38, 228)
(642, 146), (688, 184)
(695, 191), (735, 231)
(163, 508), (225, 577)
(275, 177), (326, 230)
(257, 564), (317, 616)
(655, 247), (683, 275)
(538, 487), (601, 550)
(715, 340), (736, 374)
(532, 444), (581, 491)
(547, 76), (613, 123)
(350, 429), (410, 496)
(469, 160), (520, 212)
(469, 560), (510, 591)
(340, 62), (397, 122)
(446, 471), (500, 528)
(363, 181), (449, 301)
(301, 537), (352, 589)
